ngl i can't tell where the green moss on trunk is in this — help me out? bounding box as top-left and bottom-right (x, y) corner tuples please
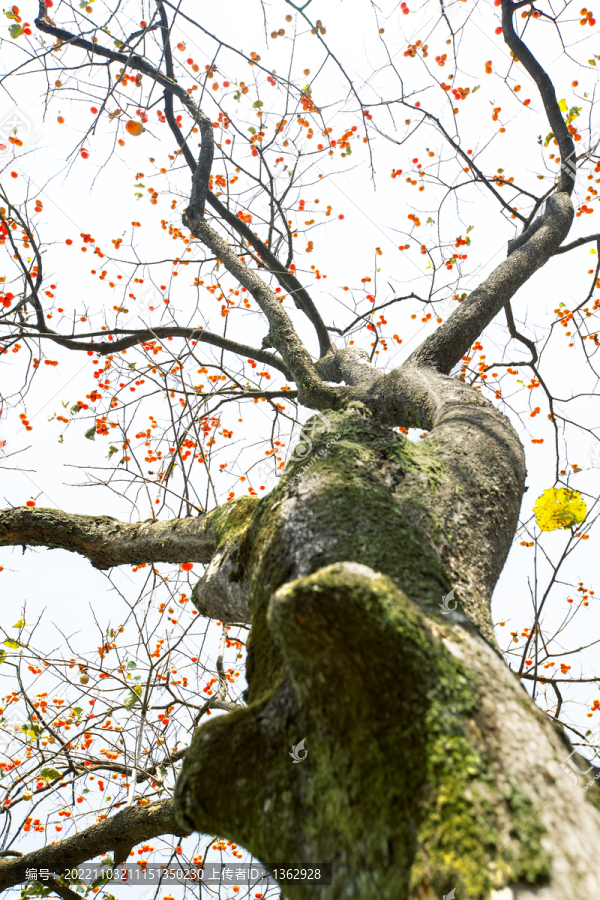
(175, 411), (549, 898)
(177, 563), (549, 898)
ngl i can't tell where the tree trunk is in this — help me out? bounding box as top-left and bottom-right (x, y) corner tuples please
(175, 390), (600, 899)
(2, 6), (596, 894)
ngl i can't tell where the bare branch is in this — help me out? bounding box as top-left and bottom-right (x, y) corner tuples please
(553, 233), (600, 255)
(0, 800), (189, 891)
(406, 192), (573, 374)
(22, 325), (290, 377)
(181, 215), (339, 409)
(33, 1), (333, 360)
(0, 506), (218, 569)
(501, 0), (575, 195)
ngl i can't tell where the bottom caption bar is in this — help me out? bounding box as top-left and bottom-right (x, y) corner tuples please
(28, 863), (333, 886)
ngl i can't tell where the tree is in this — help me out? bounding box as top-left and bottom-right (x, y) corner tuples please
(1, 0), (600, 896)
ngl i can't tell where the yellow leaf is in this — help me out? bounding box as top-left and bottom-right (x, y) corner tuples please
(12, 619), (25, 629)
(533, 487), (586, 532)
(558, 98), (568, 112)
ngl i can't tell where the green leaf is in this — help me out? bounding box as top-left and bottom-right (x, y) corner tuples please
(3, 639), (19, 649)
(107, 446), (118, 459)
(21, 882), (52, 897)
(85, 426), (96, 440)
(252, 100), (263, 108)
(21, 725), (41, 740)
(70, 404), (81, 416)
(472, 85), (480, 93)
(588, 58), (596, 66)
(544, 132), (554, 147)
(426, 217), (435, 225)
(127, 659), (137, 669)
(39, 766), (61, 781)
(0, 649), (5, 665)
(124, 686), (142, 709)
(9, 23), (23, 38)
(247, 127), (256, 135)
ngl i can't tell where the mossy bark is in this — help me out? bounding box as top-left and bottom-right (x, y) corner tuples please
(176, 405), (600, 899)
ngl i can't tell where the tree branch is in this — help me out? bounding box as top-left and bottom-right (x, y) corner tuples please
(505, 300), (538, 363)
(501, 0), (575, 195)
(33, 2), (332, 360)
(0, 799), (189, 892)
(19, 325), (291, 377)
(44, 874), (84, 900)
(0, 506), (218, 569)
(181, 215), (339, 409)
(553, 233), (600, 255)
(405, 192), (573, 374)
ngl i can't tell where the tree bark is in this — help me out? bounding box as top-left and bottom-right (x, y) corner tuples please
(174, 398), (600, 900)
(0, 499), (252, 572)
(0, 799), (189, 891)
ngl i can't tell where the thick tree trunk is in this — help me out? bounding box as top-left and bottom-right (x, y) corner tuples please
(174, 392), (600, 899)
